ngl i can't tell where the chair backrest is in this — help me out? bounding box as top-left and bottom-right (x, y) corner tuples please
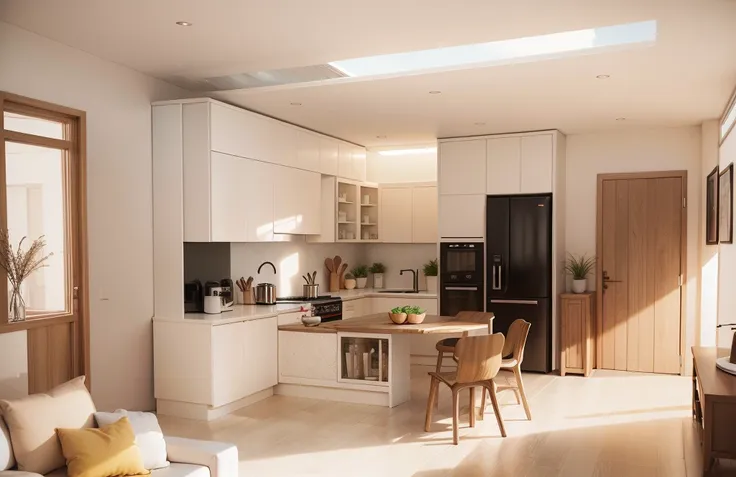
(454, 333), (505, 383)
(502, 319), (531, 362)
(455, 311), (495, 334)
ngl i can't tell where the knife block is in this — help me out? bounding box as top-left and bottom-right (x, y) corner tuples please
(329, 272), (339, 292)
(242, 289), (255, 305)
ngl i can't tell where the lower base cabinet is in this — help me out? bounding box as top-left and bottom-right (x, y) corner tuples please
(560, 293), (595, 377)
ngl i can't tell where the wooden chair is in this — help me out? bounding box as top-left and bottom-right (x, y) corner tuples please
(481, 319), (532, 420)
(434, 311), (495, 374)
(424, 333), (506, 445)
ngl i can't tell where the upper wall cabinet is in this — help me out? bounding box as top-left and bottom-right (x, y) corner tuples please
(274, 167), (321, 235)
(380, 184), (438, 244)
(486, 137), (521, 194)
(439, 139), (487, 195)
(484, 133), (553, 194)
(296, 130), (320, 172)
(520, 134), (553, 193)
(319, 138), (339, 176)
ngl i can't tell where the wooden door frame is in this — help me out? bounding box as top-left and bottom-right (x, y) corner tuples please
(595, 170), (687, 374)
(0, 91), (90, 387)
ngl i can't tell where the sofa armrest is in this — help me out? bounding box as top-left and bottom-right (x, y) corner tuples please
(164, 436), (238, 477)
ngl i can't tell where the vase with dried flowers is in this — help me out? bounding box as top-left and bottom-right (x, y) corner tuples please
(0, 230), (53, 323)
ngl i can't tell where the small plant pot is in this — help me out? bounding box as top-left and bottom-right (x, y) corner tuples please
(572, 279), (587, 294)
(389, 312), (408, 324)
(425, 276), (438, 294)
(356, 277), (368, 289)
(373, 273), (384, 289)
(344, 279), (357, 290)
(407, 312), (426, 324)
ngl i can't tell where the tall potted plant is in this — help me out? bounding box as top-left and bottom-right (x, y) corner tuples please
(0, 230), (53, 322)
(351, 265), (369, 289)
(565, 253), (596, 294)
(423, 259), (438, 293)
(369, 262), (386, 289)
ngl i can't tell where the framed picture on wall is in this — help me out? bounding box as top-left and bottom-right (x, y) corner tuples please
(707, 166), (719, 245)
(719, 163), (733, 244)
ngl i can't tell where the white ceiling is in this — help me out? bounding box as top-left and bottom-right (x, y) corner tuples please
(1, 0), (735, 146)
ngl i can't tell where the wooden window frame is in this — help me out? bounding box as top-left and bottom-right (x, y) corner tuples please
(0, 92), (90, 384)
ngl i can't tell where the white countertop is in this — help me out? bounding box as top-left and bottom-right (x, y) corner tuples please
(152, 289), (437, 326)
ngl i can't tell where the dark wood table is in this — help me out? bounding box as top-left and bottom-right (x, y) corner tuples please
(692, 346), (736, 474)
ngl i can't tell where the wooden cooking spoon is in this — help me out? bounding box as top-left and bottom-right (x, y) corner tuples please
(333, 255), (342, 272)
(325, 257), (334, 273)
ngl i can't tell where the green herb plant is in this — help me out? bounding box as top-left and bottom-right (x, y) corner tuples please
(351, 265), (369, 278)
(423, 259), (438, 277)
(369, 262), (386, 274)
(564, 253), (596, 280)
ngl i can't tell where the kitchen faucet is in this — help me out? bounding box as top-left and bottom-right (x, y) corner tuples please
(400, 269), (419, 293)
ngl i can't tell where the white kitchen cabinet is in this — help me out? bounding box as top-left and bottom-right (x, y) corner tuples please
(296, 130), (320, 172)
(211, 321), (246, 407)
(244, 159), (275, 242)
(352, 146), (367, 182)
(319, 137), (339, 176)
(210, 103), (268, 161)
(411, 186), (438, 243)
(210, 152), (248, 242)
(269, 122), (296, 167)
(274, 166), (321, 235)
(343, 298), (365, 319)
(439, 139), (486, 195)
(306, 176), (337, 243)
(520, 134), (553, 193)
(380, 187), (413, 243)
(243, 317), (278, 395)
(486, 137), (521, 194)
(439, 194), (485, 240)
(338, 142), (353, 179)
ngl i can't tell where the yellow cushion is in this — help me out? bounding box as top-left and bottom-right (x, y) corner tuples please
(56, 417), (150, 477)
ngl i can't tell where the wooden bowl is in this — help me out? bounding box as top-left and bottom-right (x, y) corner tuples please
(389, 312), (408, 324)
(407, 312), (426, 324)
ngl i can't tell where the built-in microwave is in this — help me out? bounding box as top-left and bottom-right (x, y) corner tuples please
(440, 242), (484, 284)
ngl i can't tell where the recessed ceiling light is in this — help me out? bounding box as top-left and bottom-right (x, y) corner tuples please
(428, 90), (442, 94)
(175, 21), (192, 26)
(474, 122), (486, 126)
(290, 102), (302, 106)
(615, 117), (626, 121)
(378, 147), (437, 157)
(376, 135), (387, 139)
(596, 74), (610, 79)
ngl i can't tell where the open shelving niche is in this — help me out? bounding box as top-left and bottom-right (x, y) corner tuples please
(359, 184), (379, 241)
(338, 334), (389, 386)
(336, 180), (380, 242)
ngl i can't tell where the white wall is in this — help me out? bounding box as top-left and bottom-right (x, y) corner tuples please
(364, 244), (437, 290)
(366, 147), (437, 183)
(699, 120), (720, 347)
(0, 331), (28, 399)
(718, 126), (736, 348)
(230, 241), (365, 298)
(565, 126), (701, 373)
(0, 21), (188, 410)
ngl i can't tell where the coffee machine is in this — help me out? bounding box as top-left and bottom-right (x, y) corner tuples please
(219, 278), (234, 311)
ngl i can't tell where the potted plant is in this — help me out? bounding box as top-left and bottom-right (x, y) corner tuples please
(423, 259), (438, 293)
(369, 262), (386, 289)
(344, 273), (357, 290)
(389, 306), (408, 324)
(565, 253), (596, 293)
(406, 306), (426, 324)
(351, 265), (369, 289)
(0, 230), (53, 323)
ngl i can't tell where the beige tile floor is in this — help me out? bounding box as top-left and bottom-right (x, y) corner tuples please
(159, 366), (736, 477)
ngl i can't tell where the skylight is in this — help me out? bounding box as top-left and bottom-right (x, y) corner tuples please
(330, 20), (657, 78)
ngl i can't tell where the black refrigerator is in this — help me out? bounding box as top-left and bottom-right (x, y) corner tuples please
(486, 194), (552, 373)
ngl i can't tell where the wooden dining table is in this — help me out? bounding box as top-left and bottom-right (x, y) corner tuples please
(278, 313), (488, 335)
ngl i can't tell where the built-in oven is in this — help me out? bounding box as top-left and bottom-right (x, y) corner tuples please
(440, 242), (484, 315)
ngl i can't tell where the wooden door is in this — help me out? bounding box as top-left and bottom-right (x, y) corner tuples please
(596, 172), (685, 374)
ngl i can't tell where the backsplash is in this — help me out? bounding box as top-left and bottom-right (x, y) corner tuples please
(364, 244), (437, 290)
(184, 242), (231, 283)
(230, 240), (366, 298)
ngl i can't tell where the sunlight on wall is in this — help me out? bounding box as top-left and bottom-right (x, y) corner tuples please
(279, 252), (299, 296)
(700, 253), (719, 346)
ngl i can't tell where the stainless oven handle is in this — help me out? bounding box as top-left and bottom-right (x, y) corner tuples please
(444, 286), (479, 291)
(490, 299), (538, 305)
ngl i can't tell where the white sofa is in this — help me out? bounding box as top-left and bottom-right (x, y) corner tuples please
(0, 415), (238, 477)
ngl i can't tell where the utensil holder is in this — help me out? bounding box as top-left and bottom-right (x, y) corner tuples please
(242, 289), (255, 305)
(304, 284), (319, 299)
(329, 272), (339, 292)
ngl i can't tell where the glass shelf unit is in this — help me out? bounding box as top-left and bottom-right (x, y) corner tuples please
(338, 335), (389, 386)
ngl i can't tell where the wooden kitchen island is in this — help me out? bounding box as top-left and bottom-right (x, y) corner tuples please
(276, 314), (488, 407)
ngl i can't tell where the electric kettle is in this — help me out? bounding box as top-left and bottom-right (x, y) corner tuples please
(254, 261), (277, 305)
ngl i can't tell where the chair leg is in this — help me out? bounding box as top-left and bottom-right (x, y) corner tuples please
(469, 387), (476, 428)
(479, 385), (487, 421)
(424, 376), (439, 432)
(452, 387), (460, 445)
(434, 350), (444, 409)
(512, 388), (521, 404)
(487, 381), (507, 438)
(514, 365), (532, 420)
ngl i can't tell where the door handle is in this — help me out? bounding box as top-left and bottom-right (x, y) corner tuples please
(490, 299), (538, 305)
(602, 270), (622, 290)
(445, 286), (479, 291)
(491, 261), (502, 291)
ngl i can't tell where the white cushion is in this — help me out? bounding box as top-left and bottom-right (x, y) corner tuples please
(152, 463), (210, 477)
(94, 410), (169, 470)
(0, 472), (45, 477)
(0, 416), (14, 471)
